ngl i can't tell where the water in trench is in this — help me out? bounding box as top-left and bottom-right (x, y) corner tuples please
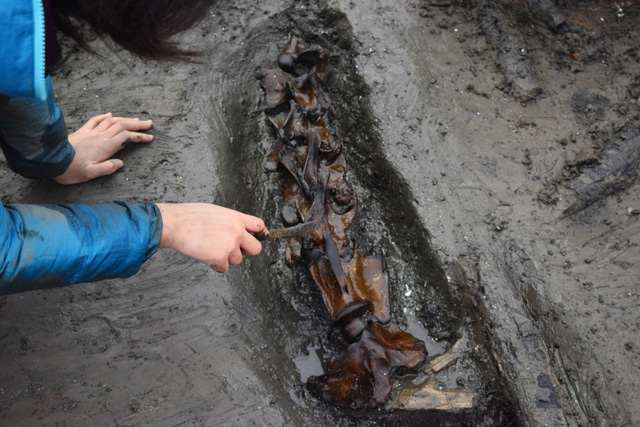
(202, 2), (516, 425)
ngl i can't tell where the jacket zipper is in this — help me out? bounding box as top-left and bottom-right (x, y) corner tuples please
(32, 0), (46, 101)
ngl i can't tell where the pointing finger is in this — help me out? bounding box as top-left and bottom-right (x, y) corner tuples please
(243, 215), (267, 234)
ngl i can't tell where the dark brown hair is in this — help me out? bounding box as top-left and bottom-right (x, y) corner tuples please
(51, 0), (217, 61)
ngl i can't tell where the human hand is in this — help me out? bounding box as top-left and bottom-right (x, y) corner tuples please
(157, 203), (266, 273)
(53, 113), (154, 185)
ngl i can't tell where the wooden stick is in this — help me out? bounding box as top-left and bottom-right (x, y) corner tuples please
(395, 385), (475, 410)
(392, 337), (476, 411)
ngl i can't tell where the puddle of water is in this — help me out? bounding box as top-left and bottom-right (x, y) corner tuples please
(404, 312), (447, 357)
(294, 343), (325, 382)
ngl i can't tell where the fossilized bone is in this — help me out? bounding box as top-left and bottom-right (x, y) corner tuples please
(257, 38), (427, 409)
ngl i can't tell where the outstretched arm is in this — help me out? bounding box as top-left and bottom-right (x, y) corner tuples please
(0, 201), (266, 295)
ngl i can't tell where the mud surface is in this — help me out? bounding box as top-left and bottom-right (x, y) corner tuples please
(1, 1), (639, 426)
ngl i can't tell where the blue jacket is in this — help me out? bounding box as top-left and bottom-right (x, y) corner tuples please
(0, 1), (163, 294)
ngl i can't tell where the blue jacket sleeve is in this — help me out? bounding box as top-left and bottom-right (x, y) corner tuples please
(0, 201), (163, 295)
(0, 77), (75, 179)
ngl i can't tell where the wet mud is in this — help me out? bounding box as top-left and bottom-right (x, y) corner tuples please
(1, 0), (639, 426)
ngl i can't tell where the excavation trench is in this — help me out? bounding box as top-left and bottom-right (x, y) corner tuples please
(208, 4), (515, 425)
(1, 1), (638, 425)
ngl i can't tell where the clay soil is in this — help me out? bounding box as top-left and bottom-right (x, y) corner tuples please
(1, 1), (639, 426)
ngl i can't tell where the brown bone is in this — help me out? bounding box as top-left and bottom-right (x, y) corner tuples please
(307, 322), (427, 409)
(257, 38), (427, 409)
(277, 38), (310, 72)
(278, 100), (308, 144)
(256, 66), (294, 112)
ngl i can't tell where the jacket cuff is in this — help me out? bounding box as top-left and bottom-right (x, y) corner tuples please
(0, 77), (75, 179)
(145, 203), (163, 261)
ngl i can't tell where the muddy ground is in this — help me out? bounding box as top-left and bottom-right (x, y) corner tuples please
(1, 0), (639, 426)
